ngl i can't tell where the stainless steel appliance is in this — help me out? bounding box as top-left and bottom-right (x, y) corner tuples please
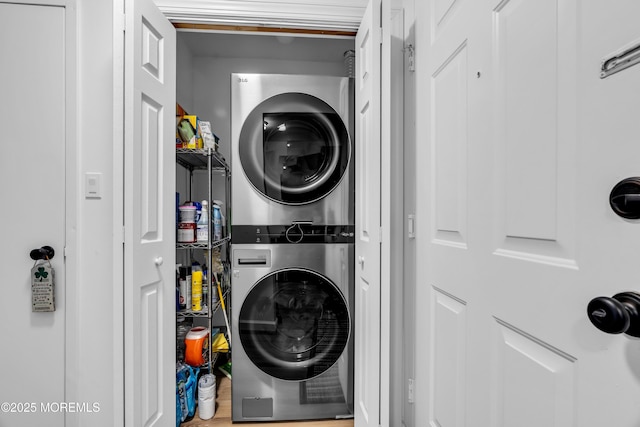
(231, 73), (354, 227)
(231, 227), (354, 422)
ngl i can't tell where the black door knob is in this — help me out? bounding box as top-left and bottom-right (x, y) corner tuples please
(29, 245), (55, 261)
(587, 292), (640, 337)
(610, 177), (640, 219)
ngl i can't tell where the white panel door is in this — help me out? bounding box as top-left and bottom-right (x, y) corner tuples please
(0, 4), (66, 426)
(415, 0), (640, 426)
(355, 0), (385, 426)
(123, 0), (176, 426)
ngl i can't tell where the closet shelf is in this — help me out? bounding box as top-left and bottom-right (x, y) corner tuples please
(176, 287), (230, 319)
(175, 138), (231, 376)
(177, 309), (208, 318)
(176, 148), (228, 171)
(176, 236), (230, 250)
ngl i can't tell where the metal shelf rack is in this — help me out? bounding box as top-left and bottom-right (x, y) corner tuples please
(176, 147), (231, 373)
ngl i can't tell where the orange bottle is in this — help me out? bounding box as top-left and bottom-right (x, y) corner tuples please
(184, 326), (209, 367)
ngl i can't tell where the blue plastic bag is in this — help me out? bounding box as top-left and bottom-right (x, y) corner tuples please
(177, 363), (200, 423)
(176, 364), (188, 422)
(185, 365), (200, 418)
(175, 390), (181, 427)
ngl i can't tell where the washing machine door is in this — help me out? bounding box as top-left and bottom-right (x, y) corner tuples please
(239, 93), (351, 205)
(239, 268), (351, 381)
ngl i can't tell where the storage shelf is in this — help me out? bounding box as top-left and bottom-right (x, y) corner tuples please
(176, 148), (228, 171)
(177, 309), (209, 318)
(181, 351), (220, 375)
(176, 286), (230, 319)
(176, 236), (230, 250)
(176, 144), (231, 377)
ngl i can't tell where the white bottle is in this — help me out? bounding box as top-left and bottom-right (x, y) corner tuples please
(212, 203), (222, 241)
(197, 200), (209, 243)
(213, 199), (224, 240)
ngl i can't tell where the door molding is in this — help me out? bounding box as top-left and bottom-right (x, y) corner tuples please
(154, 0), (366, 31)
(6, 0), (80, 424)
(64, 0), (79, 417)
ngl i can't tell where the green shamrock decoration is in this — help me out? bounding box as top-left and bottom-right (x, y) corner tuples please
(35, 267), (48, 282)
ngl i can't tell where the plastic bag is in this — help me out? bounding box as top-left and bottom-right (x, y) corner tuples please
(186, 365), (199, 418)
(176, 364), (188, 422)
(177, 362), (201, 422)
(175, 390), (182, 427)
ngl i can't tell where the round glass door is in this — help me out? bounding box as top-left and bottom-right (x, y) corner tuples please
(239, 92), (351, 205)
(238, 269), (350, 381)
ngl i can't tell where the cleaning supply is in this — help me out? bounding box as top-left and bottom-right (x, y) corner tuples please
(202, 260), (208, 310)
(178, 266), (191, 310)
(184, 365), (199, 418)
(176, 364), (189, 422)
(176, 316), (191, 362)
(196, 200), (209, 243)
(212, 203), (222, 241)
(177, 205), (197, 243)
(184, 326), (209, 367)
(213, 199), (225, 238)
(191, 270), (203, 311)
(178, 204), (196, 222)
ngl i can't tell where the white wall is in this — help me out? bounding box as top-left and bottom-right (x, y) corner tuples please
(69, 1), (122, 426)
(176, 35), (195, 113)
(175, 34), (195, 238)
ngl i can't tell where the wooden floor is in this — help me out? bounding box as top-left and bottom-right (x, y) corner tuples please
(181, 375), (354, 427)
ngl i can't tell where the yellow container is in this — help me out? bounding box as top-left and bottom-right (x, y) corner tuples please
(191, 270), (203, 311)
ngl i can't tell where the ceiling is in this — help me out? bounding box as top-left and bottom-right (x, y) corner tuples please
(178, 31), (356, 62)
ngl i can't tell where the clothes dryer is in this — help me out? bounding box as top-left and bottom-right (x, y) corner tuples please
(231, 73), (354, 227)
(231, 227), (354, 422)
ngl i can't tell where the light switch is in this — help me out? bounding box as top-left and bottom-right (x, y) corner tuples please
(85, 172), (102, 199)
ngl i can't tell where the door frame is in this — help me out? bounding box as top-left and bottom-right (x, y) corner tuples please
(115, 1), (393, 425)
(61, 0), (80, 421)
(155, 0), (366, 32)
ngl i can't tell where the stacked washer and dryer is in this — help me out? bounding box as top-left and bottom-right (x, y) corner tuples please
(230, 73), (355, 422)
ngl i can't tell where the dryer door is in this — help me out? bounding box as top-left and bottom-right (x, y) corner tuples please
(239, 268), (350, 381)
(239, 93), (351, 205)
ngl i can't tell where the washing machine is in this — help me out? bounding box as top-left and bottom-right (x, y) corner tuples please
(231, 73), (354, 227)
(231, 227), (354, 422)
